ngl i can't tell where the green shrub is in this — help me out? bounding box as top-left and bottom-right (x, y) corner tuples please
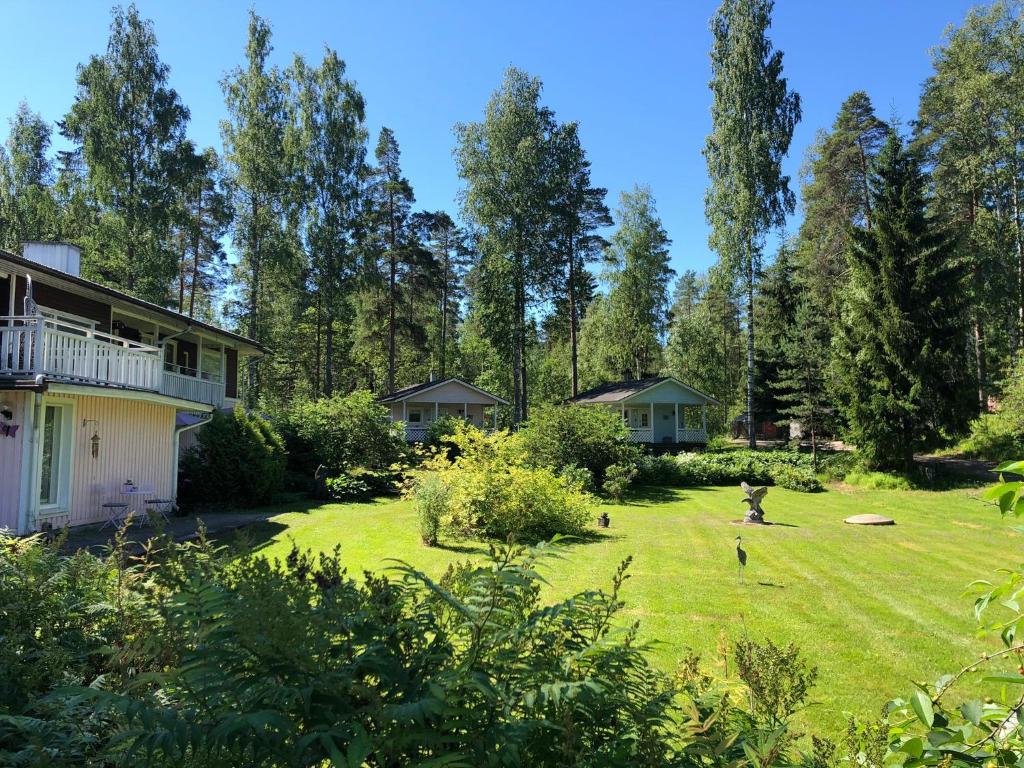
(325, 473), (372, 501)
(277, 391), (405, 477)
(603, 462), (638, 501)
(426, 415), (462, 447)
(634, 453), (688, 486)
(559, 464), (596, 494)
(770, 464), (823, 492)
(672, 449), (820, 492)
(843, 470), (913, 491)
(946, 414), (1024, 461)
(412, 424), (595, 542)
(518, 404), (638, 484)
(180, 406), (286, 507)
(413, 472), (449, 545)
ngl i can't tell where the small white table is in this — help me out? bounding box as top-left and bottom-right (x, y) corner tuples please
(121, 486), (154, 525)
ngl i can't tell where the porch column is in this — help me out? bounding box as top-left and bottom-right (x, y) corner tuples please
(464, 401), (469, 423)
(701, 404), (707, 433)
(402, 400), (407, 423)
(434, 401), (439, 422)
(649, 402), (654, 437)
(674, 403), (679, 441)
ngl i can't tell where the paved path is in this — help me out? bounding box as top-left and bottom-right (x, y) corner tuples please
(916, 455), (1020, 481)
(59, 509), (282, 554)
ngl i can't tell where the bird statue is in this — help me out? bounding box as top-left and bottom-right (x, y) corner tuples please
(735, 535), (747, 584)
(740, 481), (769, 524)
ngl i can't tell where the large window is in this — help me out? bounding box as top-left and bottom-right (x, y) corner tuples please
(39, 403), (71, 508)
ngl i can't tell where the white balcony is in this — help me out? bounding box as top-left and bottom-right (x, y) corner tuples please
(160, 366), (224, 408)
(1, 315), (224, 408)
(1, 315), (161, 390)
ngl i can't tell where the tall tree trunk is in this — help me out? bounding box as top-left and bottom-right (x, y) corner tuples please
(388, 250), (397, 393)
(314, 291), (322, 399)
(519, 275), (528, 424)
(857, 137), (873, 230)
(974, 313), (987, 415)
(439, 250), (448, 380)
(745, 251), (755, 450)
(246, 199), (261, 403)
(1013, 172), (1024, 356)
(176, 233), (187, 313)
(567, 236), (579, 397)
(187, 194), (203, 319)
(325, 307), (335, 397)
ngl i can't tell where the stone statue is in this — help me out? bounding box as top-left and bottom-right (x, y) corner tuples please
(740, 481), (769, 524)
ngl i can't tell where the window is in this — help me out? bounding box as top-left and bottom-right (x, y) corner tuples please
(640, 411), (649, 428)
(163, 340), (177, 371)
(38, 403), (72, 509)
(200, 346), (223, 381)
(408, 409), (422, 424)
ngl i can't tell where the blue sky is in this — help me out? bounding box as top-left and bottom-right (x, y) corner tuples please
(0, 0), (979, 276)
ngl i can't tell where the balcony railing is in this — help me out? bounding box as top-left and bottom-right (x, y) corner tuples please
(160, 367), (225, 408)
(1, 315), (161, 390)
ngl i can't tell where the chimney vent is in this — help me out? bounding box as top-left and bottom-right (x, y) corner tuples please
(21, 242), (81, 277)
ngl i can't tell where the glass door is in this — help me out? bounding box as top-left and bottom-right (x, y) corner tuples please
(39, 402), (72, 509)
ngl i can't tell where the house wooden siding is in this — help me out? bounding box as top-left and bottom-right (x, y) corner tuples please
(0, 390), (177, 531)
(613, 379), (714, 406)
(15, 274), (113, 331)
(0, 391), (27, 530)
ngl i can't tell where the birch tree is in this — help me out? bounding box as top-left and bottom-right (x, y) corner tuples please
(704, 0), (800, 448)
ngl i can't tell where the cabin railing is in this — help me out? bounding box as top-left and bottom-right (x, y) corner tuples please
(676, 427), (708, 444)
(625, 428), (654, 443)
(1, 315), (162, 390)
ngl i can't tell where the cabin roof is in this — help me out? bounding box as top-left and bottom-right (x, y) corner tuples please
(379, 377), (509, 405)
(0, 248), (267, 353)
(568, 376), (720, 405)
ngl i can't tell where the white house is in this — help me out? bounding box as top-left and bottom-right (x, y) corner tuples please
(567, 376), (719, 445)
(380, 377), (508, 442)
(0, 242), (265, 534)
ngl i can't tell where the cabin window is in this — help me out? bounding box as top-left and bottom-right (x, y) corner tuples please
(38, 402), (72, 509)
(408, 409), (422, 424)
(639, 411), (649, 428)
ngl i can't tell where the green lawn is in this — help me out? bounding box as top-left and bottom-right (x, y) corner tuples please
(235, 482), (1015, 734)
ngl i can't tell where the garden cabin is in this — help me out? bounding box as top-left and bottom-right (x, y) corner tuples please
(567, 376), (718, 446)
(0, 242), (265, 534)
(381, 377), (508, 442)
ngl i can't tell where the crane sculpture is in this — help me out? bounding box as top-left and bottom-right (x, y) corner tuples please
(740, 481), (769, 524)
(735, 535), (747, 584)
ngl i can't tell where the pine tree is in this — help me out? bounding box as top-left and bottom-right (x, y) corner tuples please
(413, 211), (472, 380)
(704, 0), (801, 448)
(835, 132), (972, 471)
(362, 127), (415, 394)
(171, 146), (231, 319)
(62, 4), (190, 303)
(797, 91), (887, 330)
(547, 121), (611, 396)
(917, 1), (1024, 407)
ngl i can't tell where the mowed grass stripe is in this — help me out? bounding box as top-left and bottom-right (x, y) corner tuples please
(238, 482), (1013, 735)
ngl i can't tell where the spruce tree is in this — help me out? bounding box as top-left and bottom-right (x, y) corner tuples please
(835, 132), (972, 471)
(774, 298), (830, 468)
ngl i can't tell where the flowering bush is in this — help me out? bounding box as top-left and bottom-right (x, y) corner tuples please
(411, 424), (595, 542)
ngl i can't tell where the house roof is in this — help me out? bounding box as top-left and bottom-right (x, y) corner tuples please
(568, 376), (721, 406)
(379, 377), (509, 405)
(0, 248), (267, 353)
